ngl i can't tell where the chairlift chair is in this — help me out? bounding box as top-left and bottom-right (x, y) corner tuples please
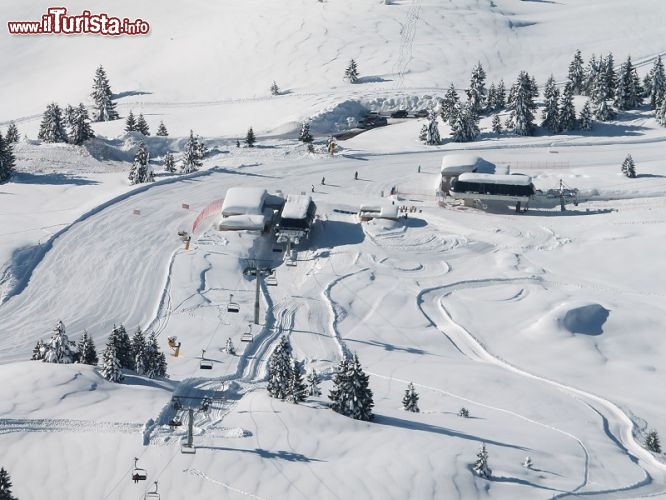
(199, 349), (213, 370)
(241, 323), (253, 343)
(168, 416), (182, 427)
(144, 481), (160, 500)
(266, 273), (278, 286)
(227, 294), (240, 313)
(131, 457), (147, 482)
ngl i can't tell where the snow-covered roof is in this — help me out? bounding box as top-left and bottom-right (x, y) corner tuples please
(457, 172), (533, 186)
(281, 194), (312, 220)
(359, 204), (399, 220)
(218, 213), (267, 231)
(440, 154), (482, 175)
(221, 187), (267, 216)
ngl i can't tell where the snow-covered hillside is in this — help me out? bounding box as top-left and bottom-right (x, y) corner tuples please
(2, 0), (666, 499)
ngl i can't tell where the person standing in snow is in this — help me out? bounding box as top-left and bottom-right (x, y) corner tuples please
(321, 177), (325, 185)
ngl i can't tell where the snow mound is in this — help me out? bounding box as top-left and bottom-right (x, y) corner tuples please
(308, 100), (369, 134)
(560, 303), (610, 336)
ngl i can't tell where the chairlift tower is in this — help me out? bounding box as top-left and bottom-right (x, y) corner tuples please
(181, 407), (196, 454)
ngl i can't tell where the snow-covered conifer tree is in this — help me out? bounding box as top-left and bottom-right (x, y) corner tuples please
(0, 133), (16, 184)
(344, 59), (359, 83)
(541, 75), (560, 133)
(38, 103), (68, 143)
(69, 103), (95, 145)
(491, 114), (502, 135)
(298, 122), (314, 143)
(267, 336), (293, 400)
(125, 110), (137, 133)
(0, 467), (17, 500)
(163, 152), (176, 173)
(270, 80), (280, 95)
(579, 101), (593, 131)
(306, 368), (321, 397)
(136, 114), (150, 136)
(108, 324), (133, 370)
(622, 153), (637, 178)
(43, 320), (76, 363)
(402, 382), (420, 412)
(657, 97), (666, 127)
(346, 353), (374, 421)
(494, 79), (507, 110)
(245, 127), (256, 148)
(31, 338), (46, 361)
(647, 55), (666, 110)
(156, 121), (169, 136)
(458, 407), (470, 418)
(507, 71), (537, 136)
(487, 83), (497, 112)
(144, 332), (167, 378)
(583, 53), (600, 97)
(131, 327), (147, 375)
(441, 83), (460, 123)
(329, 358), (349, 415)
(5, 122), (19, 144)
(77, 330), (98, 365)
(615, 56), (642, 110)
(182, 130), (203, 172)
(131, 140), (150, 184)
(195, 135), (207, 159)
(225, 337), (236, 356)
(473, 443), (492, 478)
(646, 430), (661, 453)
(418, 124), (428, 143)
(287, 359), (307, 403)
(100, 343), (124, 382)
(450, 103), (479, 142)
(557, 83), (577, 132)
(90, 65), (119, 122)
(466, 62), (487, 114)
(424, 110), (441, 145)
(567, 49), (585, 95)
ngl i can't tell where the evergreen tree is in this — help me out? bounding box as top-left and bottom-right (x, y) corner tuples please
(458, 407), (470, 418)
(622, 153), (637, 178)
(418, 124), (428, 143)
(344, 59), (360, 83)
(195, 135), (208, 159)
(38, 103), (68, 143)
(558, 83), (577, 132)
(306, 368), (321, 397)
(225, 337), (236, 355)
(77, 330), (98, 365)
(0, 467), (17, 500)
(5, 122), (19, 143)
(298, 122), (314, 143)
(466, 62), (487, 114)
(287, 359), (307, 403)
(156, 121), (169, 136)
(615, 56), (642, 110)
(656, 97), (666, 127)
(647, 55), (666, 110)
(494, 79), (507, 110)
(131, 327), (147, 375)
(69, 103), (95, 145)
(125, 110), (137, 133)
(43, 320), (77, 364)
(270, 80), (280, 95)
(487, 83), (497, 113)
(100, 343), (124, 383)
(604, 53), (617, 100)
(583, 53), (600, 97)
(245, 126), (256, 148)
(90, 65), (119, 122)
(567, 49), (585, 95)
(108, 324), (133, 370)
(402, 382), (420, 412)
(473, 443), (492, 478)
(591, 65), (616, 122)
(163, 152), (176, 173)
(329, 358), (350, 415)
(491, 114), (502, 135)
(135, 113), (150, 136)
(541, 75), (560, 133)
(267, 336), (293, 400)
(579, 101), (593, 131)
(64, 104), (77, 132)
(646, 430), (661, 453)
(0, 133), (16, 184)
(31, 338), (46, 361)
(130, 140), (150, 184)
(329, 354), (374, 421)
(440, 83), (460, 123)
(507, 71), (537, 136)
(424, 110), (441, 145)
(182, 130), (203, 172)
(144, 331), (167, 378)
(450, 103), (479, 142)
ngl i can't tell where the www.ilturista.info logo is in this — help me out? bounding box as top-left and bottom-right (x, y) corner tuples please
(7, 7), (150, 35)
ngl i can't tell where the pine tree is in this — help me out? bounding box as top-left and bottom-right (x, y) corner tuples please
(182, 130), (203, 173)
(491, 114), (502, 135)
(77, 330), (98, 365)
(298, 122), (314, 143)
(125, 110), (137, 133)
(507, 71), (537, 136)
(441, 83), (460, 123)
(487, 83), (497, 113)
(64, 104), (77, 132)
(622, 153), (637, 178)
(287, 359), (307, 403)
(130, 140), (150, 184)
(466, 62), (487, 114)
(306, 368), (321, 397)
(579, 101), (593, 131)
(245, 126), (256, 148)
(90, 65), (119, 122)
(0, 467), (17, 500)
(647, 55), (666, 110)
(583, 53), (600, 97)
(69, 103), (95, 145)
(5, 122), (19, 143)
(108, 324), (133, 370)
(541, 75), (560, 133)
(329, 354), (374, 421)
(270, 80), (280, 95)
(43, 320), (76, 363)
(646, 430), (661, 453)
(424, 110), (441, 145)
(136, 114), (150, 136)
(591, 65), (616, 122)
(450, 103), (479, 142)
(657, 97), (666, 127)
(615, 56), (642, 110)
(131, 327), (147, 375)
(225, 337), (236, 355)
(558, 83), (577, 132)
(156, 121), (169, 136)
(38, 103), (68, 143)
(100, 342), (124, 383)
(329, 358), (350, 415)
(267, 336), (293, 400)
(567, 49), (585, 95)
(418, 124), (428, 143)
(0, 133), (16, 184)
(144, 331), (167, 378)
(163, 152), (176, 173)
(473, 443), (492, 478)
(195, 135), (208, 159)
(602, 53), (617, 101)
(494, 79), (507, 110)
(458, 407), (470, 418)
(344, 59), (360, 83)
(402, 382), (420, 412)
(31, 338), (46, 360)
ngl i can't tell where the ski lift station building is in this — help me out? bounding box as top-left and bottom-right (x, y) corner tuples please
(218, 187), (284, 231)
(439, 154), (484, 192)
(275, 194), (317, 244)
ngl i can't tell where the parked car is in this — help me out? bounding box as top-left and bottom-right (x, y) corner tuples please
(414, 109), (430, 118)
(390, 109), (408, 118)
(358, 114), (388, 128)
